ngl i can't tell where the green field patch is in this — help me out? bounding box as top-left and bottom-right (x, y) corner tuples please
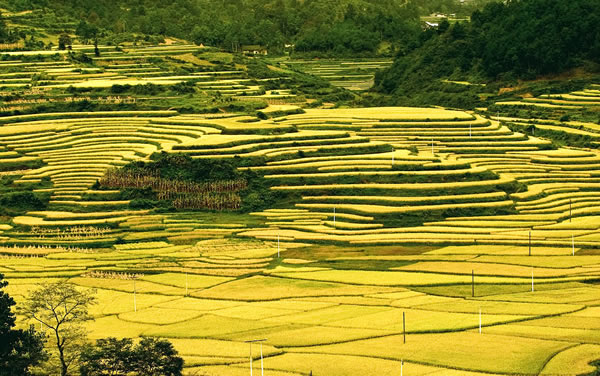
(118, 307), (204, 325)
(426, 245), (577, 256)
(414, 282), (584, 298)
(540, 344), (600, 375)
(143, 314), (278, 338)
(141, 272), (233, 289)
(483, 286), (600, 304)
(472, 255), (600, 268)
(290, 331), (571, 374)
(419, 299), (581, 316)
(521, 315), (600, 330)
(571, 307), (600, 317)
(169, 338), (280, 359)
(269, 268), (532, 286)
(86, 315), (155, 339)
(329, 307), (529, 333)
(193, 275), (399, 301)
(90, 288), (176, 316)
(116, 245), (189, 256)
(237, 325), (391, 347)
(248, 299), (337, 312)
(265, 304), (391, 326)
(485, 324), (600, 344)
(389, 294), (458, 308)
(71, 276), (185, 295)
(211, 304), (296, 320)
(263, 353), (448, 376)
(297, 295), (396, 306)
(154, 297), (242, 311)
(395, 261), (598, 278)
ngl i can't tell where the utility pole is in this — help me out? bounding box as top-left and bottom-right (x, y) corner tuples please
(245, 339), (267, 376)
(333, 207), (336, 227)
(472, 270), (475, 297)
(403, 311), (406, 344)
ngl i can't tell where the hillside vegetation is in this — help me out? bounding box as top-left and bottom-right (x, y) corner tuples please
(2, 0), (422, 55)
(375, 0), (600, 107)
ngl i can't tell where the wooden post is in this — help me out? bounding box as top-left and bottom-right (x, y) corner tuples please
(403, 311), (406, 344)
(472, 270), (475, 297)
(570, 199), (572, 222)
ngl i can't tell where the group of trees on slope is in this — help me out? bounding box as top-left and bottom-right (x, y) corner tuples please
(3, 0), (423, 55)
(374, 0), (600, 106)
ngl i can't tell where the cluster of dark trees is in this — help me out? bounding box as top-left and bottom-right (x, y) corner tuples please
(0, 12), (21, 43)
(375, 0), (600, 106)
(80, 337), (183, 376)
(99, 152), (279, 212)
(5, 0), (423, 55)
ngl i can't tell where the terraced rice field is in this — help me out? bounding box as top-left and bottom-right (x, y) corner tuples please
(1, 46), (599, 374)
(284, 59), (393, 91)
(495, 87), (600, 110)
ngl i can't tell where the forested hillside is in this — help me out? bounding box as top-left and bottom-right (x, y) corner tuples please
(2, 0), (422, 55)
(375, 0), (600, 106)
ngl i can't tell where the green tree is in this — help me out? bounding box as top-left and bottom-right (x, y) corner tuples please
(133, 338), (184, 376)
(58, 32), (72, 50)
(80, 337), (183, 376)
(0, 273), (46, 376)
(23, 281), (96, 376)
(0, 12), (8, 42)
(80, 337), (134, 376)
(76, 20), (98, 44)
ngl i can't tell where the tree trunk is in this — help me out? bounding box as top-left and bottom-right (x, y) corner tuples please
(55, 330), (68, 376)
